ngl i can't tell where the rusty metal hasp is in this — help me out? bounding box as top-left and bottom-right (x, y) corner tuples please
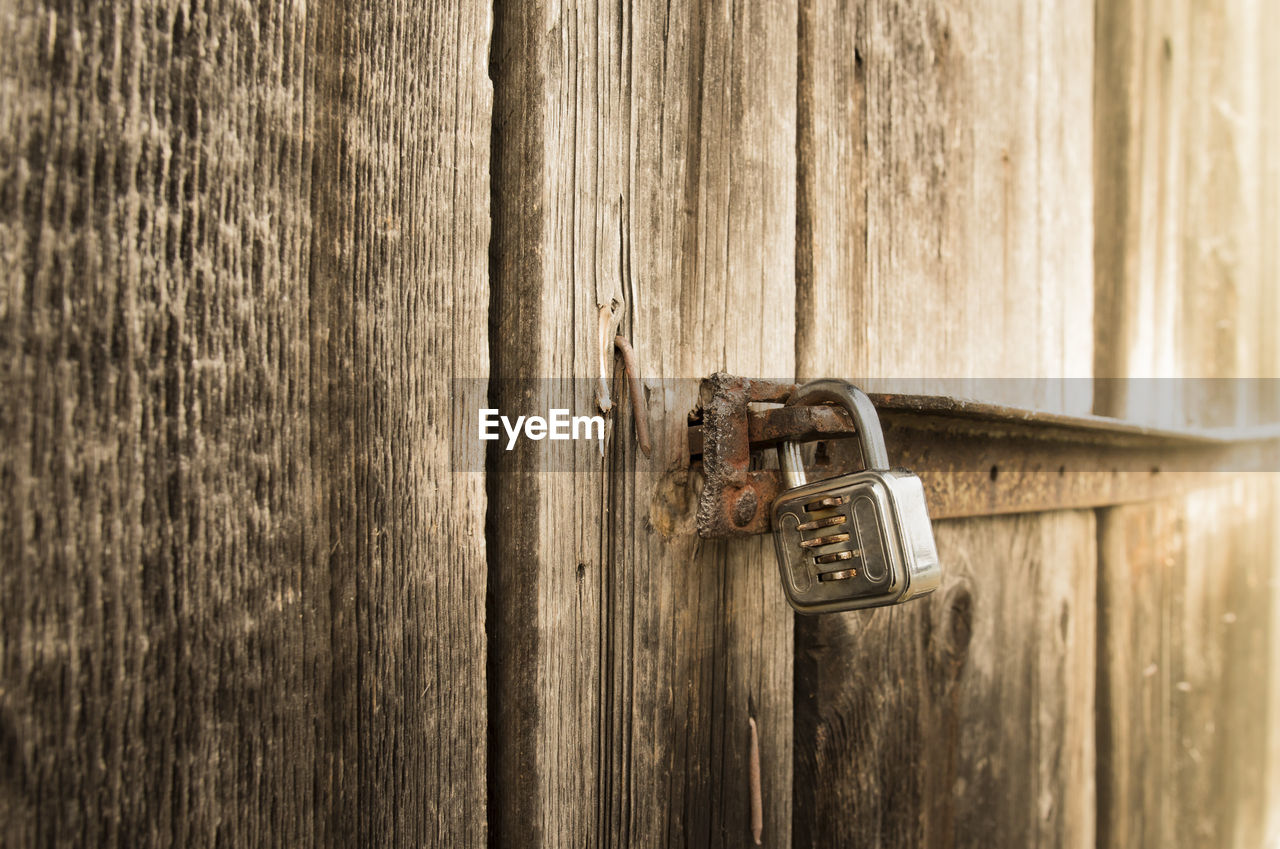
(690, 373), (1280, 537)
(691, 373), (862, 538)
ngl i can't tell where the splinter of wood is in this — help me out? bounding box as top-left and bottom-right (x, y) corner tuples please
(613, 335), (652, 457)
(597, 304), (616, 413)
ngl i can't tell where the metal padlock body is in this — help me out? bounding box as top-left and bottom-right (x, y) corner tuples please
(772, 380), (941, 614)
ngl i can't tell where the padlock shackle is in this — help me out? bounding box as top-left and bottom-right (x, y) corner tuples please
(778, 379), (890, 488)
(778, 441), (808, 490)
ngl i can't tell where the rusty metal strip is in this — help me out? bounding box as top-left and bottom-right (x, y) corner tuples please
(693, 374), (795, 537)
(690, 375), (1280, 537)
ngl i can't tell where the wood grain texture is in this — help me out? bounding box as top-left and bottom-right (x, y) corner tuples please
(794, 0), (1096, 845)
(0, 1), (490, 846)
(794, 512), (1096, 848)
(797, 0), (1094, 412)
(1096, 481), (1276, 849)
(1269, 477), (1280, 844)
(488, 0), (796, 845)
(1094, 0), (1280, 424)
(1094, 2), (1280, 844)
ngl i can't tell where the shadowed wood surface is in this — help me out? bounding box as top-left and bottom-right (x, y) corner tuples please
(795, 512), (1097, 847)
(487, 0), (796, 845)
(0, 1), (491, 845)
(794, 0), (1097, 845)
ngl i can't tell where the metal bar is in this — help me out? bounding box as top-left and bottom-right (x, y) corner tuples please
(613, 335), (652, 457)
(690, 375), (1280, 536)
(871, 410), (1279, 520)
(688, 396), (1280, 456)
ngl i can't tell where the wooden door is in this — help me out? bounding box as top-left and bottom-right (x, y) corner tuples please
(2, 1), (1277, 847)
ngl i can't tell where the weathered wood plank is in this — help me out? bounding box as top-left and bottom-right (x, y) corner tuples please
(0, 1), (490, 845)
(1094, 0), (1278, 425)
(1094, 2), (1280, 844)
(1096, 481), (1275, 849)
(1269, 477), (1280, 839)
(1092, 0), (1186, 419)
(794, 512), (1096, 847)
(798, 0), (1093, 411)
(794, 0), (1096, 845)
(488, 0), (797, 844)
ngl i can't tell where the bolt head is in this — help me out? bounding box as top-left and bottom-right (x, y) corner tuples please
(731, 489), (758, 527)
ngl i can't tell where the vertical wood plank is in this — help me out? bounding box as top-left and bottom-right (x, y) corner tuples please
(0, 1), (491, 845)
(794, 0), (1096, 844)
(798, 0), (1093, 411)
(1093, 0), (1189, 416)
(795, 513), (1096, 847)
(488, 0), (796, 844)
(1269, 477), (1280, 842)
(1094, 0), (1279, 424)
(1096, 481), (1275, 849)
(1094, 1), (1280, 845)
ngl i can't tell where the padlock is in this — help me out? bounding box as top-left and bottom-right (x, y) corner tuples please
(771, 379), (941, 614)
